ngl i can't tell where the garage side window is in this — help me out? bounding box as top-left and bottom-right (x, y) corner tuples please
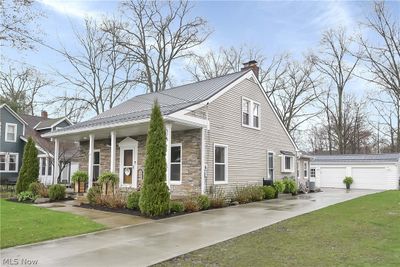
(310, 168), (316, 178)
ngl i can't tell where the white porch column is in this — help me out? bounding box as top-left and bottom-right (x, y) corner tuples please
(165, 123), (172, 188)
(53, 138), (59, 184)
(88, 134), (95, 189)
(201, 127), (206, 195)
(110, 131), (116, 173)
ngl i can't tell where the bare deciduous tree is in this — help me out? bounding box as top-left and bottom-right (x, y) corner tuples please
(107, 0), (210, 92)
(56, 18), (137, 116)
(310, 28), (361, 154)
(0, 66), (51, 114)
(269, 59), (321, 136)
(0, 0), (42, 50)
(359, 1), (400, 97)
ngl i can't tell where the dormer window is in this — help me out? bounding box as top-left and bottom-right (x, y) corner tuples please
(241, 97), (260, 129)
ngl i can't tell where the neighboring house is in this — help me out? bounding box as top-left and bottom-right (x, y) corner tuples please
(0, 104), (78, 185)
(43, 61), (310, 196)
(311, 154), (400, 190)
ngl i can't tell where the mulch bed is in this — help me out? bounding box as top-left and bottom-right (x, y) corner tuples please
(77, 203), (187, 220)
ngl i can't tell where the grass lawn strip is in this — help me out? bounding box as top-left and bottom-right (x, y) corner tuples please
(0, 199), (105, 248)
(156, 191), (400, 267)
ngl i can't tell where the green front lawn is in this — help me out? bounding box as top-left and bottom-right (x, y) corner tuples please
(158, 191), (400, 266)
(0, 199), (105, 248)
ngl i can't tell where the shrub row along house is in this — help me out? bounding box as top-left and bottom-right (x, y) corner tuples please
(40, 62), (309, 196)
(0, 104), (78, 185)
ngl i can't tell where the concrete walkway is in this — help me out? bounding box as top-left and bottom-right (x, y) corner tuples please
(36, 201), (150, 228)
(1, 189), (379, 267)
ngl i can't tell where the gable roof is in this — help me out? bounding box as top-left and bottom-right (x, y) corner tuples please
(312, 153), (400, 164)
(0, 104), (27, 125)
(45, 70), (250, 135)
(42, 69), (299, 151)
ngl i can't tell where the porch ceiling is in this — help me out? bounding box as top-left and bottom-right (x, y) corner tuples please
(53, 120), (200, 142)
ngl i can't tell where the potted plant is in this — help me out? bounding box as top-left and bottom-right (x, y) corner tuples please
(71, 171), (88, 193)
(98, 172), (119, 195)
(343, 176), (353, 190)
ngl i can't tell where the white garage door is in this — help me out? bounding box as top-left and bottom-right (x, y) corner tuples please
(352, 167), (397, 190)
(319, 167), (347, 188)
(318, 165), (399, 190)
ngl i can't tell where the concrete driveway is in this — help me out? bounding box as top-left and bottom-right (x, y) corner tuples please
(1, 188), (379, 267)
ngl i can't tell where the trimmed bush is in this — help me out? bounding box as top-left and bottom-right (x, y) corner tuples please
(16, 137), (39, 193)
(127, 191), (141, 210)
(87, 186), (102, 205)
(273, 180), (285, 193)
(139, 101), (170, 216)
(98, 172), (118, 195)
(250, 186), (265, 201)
(283, 178), (298, 194)
(17, 191), (36, 202)
(28, 182), (48, 197)
(169, 201), (185, 213)
(99, 193), (126, 209)
(209, 188), (226, 208)
(233, 185), (264, 204)
(263, 186), (276, 199)
(183, 197), (200, 212)
(48, 184), (66, 201)
(197, 195), (210, 210)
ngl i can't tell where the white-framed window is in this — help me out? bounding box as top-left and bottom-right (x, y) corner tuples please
(41, 157), (47, 176)
(170, 143), (182, 184)
(93, 150), (100, 181)
(242, 98), (250, 126)
(267, 151), (274, 180)
(5, 123), (17, 142)
(0, 153), (18, 172)
(304, 161), (309, 178)
(241, 97), (260, 129)
(214, 144), (228, 184)
(48, 158), (52, 176)
(281, 155), (294, 173)
(310, 168), (316, 178)
(253, 103), (260, 128)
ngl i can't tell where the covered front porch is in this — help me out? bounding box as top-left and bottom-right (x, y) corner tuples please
(51, 116), (208, 196)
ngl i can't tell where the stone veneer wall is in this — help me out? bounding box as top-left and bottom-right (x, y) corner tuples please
(78, 128), (202, 197)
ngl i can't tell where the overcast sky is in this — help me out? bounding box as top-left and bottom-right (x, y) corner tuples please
(3, 0), (400, 118)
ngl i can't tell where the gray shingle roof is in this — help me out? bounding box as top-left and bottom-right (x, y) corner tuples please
(312, 153), (400, 164)
(35, 118), (63, 129)
(52, 70), (250, 134)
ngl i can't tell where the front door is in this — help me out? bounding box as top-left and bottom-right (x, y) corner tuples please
(122, 149), (133, 185)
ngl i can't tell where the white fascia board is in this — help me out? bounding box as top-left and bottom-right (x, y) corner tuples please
(165, 114), (209, 129)
(41, 118), (152, 138)
(36, 117), (75, 131)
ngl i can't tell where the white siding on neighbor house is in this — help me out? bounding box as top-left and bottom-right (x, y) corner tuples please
(313, 163), (399, 190)
(192, 78), (297, 193)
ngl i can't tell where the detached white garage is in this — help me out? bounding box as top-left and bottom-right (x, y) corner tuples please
(311, 154), (400, 190)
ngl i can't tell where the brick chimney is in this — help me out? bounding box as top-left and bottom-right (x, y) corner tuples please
(41, 110), (48, 119)
(241, 60), (259, 80)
